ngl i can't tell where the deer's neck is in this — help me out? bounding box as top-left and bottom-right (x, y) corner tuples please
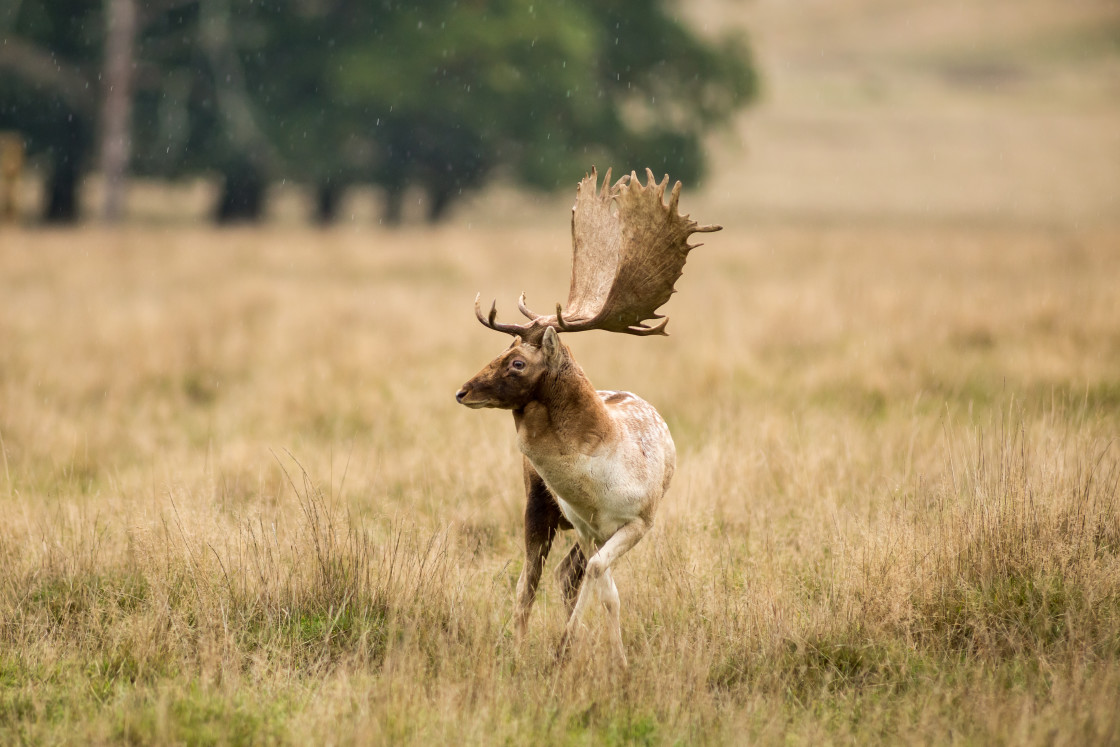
(513, 359), (613, 456)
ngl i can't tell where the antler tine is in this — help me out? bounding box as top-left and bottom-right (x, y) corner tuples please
(551, 307), (669, 336)
(517, 292), (538, 320)
(639, 167), (668, 198)
(668, 180), (682, 215)
(627, 318), (670, 336)
(600, 167), (612, 198)
(556, 303), (573, 331)
(474, 293), (537, 336)
(474, 293), (492, 326)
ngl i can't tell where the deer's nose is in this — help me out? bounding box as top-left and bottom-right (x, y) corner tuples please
(455, 388), (468, 403)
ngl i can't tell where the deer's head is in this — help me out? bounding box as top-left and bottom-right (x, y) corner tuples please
(456, 328), (568, 410)
(456, 167), (719, 408)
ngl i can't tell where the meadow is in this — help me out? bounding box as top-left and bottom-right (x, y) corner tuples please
(3, 0), (1120, 742)
(0, 219), (1117, 744)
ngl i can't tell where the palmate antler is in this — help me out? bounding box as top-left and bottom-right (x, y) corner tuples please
(475, 167), (720, 344)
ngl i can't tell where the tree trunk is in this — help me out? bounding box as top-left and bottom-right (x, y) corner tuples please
(44, 150), (80, 223)
(382, 187), (404, 226)
(426, 184), (455, 223)
(99, 0), (137, 223)
(315, 182), (340, 224)
(215, 164), (265, 222)
(0, 133), (24, 223)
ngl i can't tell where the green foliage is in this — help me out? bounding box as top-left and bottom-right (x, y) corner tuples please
(0, 1), (102, 140)
(0, 0), (101, 219)
(330, 0), (606, 208)
(1, 0), (757, 221)
(325, 0), (756, 217)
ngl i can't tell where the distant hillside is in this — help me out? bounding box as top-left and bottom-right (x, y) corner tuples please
(686, 0), (1120, 226)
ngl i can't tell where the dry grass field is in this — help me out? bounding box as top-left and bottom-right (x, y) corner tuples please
(2, 0), (1120, 744)
(1, 222), (1118, 744)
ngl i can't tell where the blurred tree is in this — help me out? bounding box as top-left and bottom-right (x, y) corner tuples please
(129, 0), (280, 221)
(327, 0), (757, 223)
(232, 0), (379, 222)
(144, 0), (758, 224)
(0, 0), (281, 222)
(0, 1), (101, 222)
(100, 0), (137, 222)
(1, 0), (756, 224)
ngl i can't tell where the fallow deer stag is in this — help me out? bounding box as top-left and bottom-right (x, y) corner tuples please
(455, 167), (719, 667)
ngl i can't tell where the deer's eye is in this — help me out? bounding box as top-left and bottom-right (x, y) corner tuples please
(510, 359), (526, 371)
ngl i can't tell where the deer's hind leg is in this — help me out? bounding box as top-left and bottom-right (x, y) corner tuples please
(554, 542), (586, 616)
(514, 458), (568, 640)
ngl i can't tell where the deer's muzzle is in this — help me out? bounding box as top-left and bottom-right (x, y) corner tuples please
(455, 385), (492, 409)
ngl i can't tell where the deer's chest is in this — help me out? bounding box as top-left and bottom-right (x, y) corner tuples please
(516, 392), (672, 544)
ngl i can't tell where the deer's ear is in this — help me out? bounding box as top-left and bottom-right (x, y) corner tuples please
(507, 335), (523, 349)
(541, 327), (562, 365)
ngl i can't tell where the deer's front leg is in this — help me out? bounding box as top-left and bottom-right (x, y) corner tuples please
(514, 459), (564, 640)
(560, 517), (651, 666)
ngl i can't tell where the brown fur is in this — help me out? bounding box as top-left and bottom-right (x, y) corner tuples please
(459, 168), (715, 665)
(457, 328), (675, 665)
(458, 335), (599, 638)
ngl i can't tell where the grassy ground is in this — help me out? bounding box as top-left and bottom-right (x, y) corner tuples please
(0, 222), (1117, 744)
(2, 0), (1120, 743)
